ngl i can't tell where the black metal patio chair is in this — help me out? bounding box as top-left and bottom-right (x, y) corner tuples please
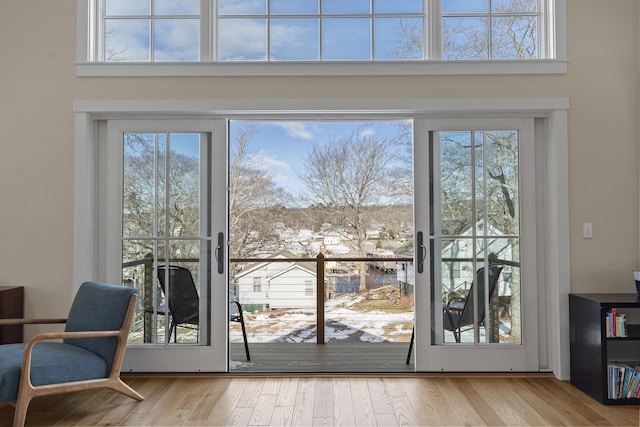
(153, 265), (250, 360)
(406, 263), (503, 363)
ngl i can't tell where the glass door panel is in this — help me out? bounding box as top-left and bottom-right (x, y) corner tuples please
(122, 132), (211, 347)
(413, 118), (537, 372)
(432, 129), (521, 346)
(108, 119), (228, 372)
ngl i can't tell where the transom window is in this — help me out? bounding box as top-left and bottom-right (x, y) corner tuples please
(92, 0), (553, 63)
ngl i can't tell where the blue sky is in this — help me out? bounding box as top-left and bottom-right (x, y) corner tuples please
(229, 120), (409, 198)
(104, 0), (425, 61)
(103, 0), (536, 62)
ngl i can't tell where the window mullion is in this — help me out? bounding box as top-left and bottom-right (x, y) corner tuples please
(428, 0), (440, 60)
(202, 0), (213, 61)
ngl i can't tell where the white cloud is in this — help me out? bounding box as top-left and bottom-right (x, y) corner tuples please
(218, 19), (267, 60)
(256, 153), (289, 170)
(219, 0), (266, 15)
(275, 122), (314, 140)
(154, 20), (200, 61)
(360, 128), (376, 138)
(248, 151), (291, 184)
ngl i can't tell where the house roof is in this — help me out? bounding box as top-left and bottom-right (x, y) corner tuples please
(235, 250), (316, 278)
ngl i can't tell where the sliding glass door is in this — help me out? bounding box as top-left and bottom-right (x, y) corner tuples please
(105, 119), (228, 372)
(413, 118), (539, 371)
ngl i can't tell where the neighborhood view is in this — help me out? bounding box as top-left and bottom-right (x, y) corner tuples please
(231, 120), (413, 346)
(122, 120), (521, 349)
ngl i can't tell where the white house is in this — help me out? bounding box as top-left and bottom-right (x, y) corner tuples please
(236, 251), (316, 310)
(394, 221), (514, 297)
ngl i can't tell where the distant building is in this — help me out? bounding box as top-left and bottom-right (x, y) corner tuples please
(236, 251), (316, 310)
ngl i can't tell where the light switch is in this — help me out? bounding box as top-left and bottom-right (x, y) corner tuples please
(583, 223), (593, 239)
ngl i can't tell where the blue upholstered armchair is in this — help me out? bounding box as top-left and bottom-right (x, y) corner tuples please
(0, 282), (143, 427)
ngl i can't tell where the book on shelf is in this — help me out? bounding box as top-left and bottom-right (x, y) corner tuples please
(608, 362), (640, 399)
(606, 309), (627, 337)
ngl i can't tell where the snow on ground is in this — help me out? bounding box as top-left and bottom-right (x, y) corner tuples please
(232, 290), (414, 344)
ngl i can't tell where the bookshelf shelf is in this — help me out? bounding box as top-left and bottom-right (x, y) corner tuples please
(570, 293), (640, 404)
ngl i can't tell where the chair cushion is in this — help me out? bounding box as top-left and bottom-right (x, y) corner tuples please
(64, 282), (136, 372)
(0, 342), (108, 402)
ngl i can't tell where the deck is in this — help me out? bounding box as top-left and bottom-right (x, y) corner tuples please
(229, 342), (413, 373)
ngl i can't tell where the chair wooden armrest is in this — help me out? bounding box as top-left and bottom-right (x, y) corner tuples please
(22, 330), (124, 373)
(0, 318), (66, 326)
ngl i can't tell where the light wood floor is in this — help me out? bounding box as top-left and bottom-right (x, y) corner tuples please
(1, 375), (639, 426)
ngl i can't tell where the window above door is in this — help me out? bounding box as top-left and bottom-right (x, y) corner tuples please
(77, 0), (567, 76)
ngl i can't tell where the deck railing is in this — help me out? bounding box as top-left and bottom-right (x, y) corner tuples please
(124, 253), (517, 344)
(124, 253), (413, 344)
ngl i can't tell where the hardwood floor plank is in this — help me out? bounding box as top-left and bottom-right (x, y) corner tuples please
(261, 378), (281, 395)
(398, 377), (451, 426)
(145, 378), (208, 426)
(187, 378), (232, 422)
(206, 377), (251, 424)
(366, 377), (395, 415)
(313, 379), (333, 419)
(383, 377), (409, 397)
(349, 378), (377, 426)
(374, 412), (400, 426)
(223, 406), (255, 427)
(275, 377), (299, 407)
(474, 378), (547, 426)
(390, 395), (421, 426)
(291, 377), (316, 426)
(249, 394), (277, 426)
(236, 378), (266, 408)
(333, 378), (356, 427)
(434, 378), (486, 426)
(456, 378), (506, 426)
(270, 406), (294, 426)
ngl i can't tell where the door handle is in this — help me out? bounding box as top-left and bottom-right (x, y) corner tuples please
(215, 232), (224, 274)
(417, 231), (426, 273)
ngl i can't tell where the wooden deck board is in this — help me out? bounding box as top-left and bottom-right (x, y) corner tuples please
(230, 342), (413, 373)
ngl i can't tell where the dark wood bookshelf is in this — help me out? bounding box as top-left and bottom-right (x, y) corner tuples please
(0, 286), (23, 343)
(569, 293), (640, 404)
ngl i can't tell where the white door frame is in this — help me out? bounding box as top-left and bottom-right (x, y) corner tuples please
(74, 98), (570, 378)
(78, 117), (229, 372)
(413, 118), (539, 372)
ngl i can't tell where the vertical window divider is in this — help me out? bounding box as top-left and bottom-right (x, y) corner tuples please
(163, 133), (172, 345)
(427, 0), (439, 60)
(202, 0), (213, 61)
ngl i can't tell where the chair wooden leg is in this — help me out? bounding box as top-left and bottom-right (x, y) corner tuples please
(406, 327), (414, 364)
(12, 384), (34, 427)
(107, 378), (145, 401)
(12, 399), (30, 427)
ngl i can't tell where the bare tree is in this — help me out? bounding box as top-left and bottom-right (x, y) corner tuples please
(297, 132), (394, 292)
(229, 125), (291, 260)
(391, 0), (538, 60)
(122, 134), (202, 263)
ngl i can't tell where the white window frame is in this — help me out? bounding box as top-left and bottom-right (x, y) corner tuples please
(253, 277), (262, 293)
(304, 280), (314, 297)
(76, 0), (567, 77)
